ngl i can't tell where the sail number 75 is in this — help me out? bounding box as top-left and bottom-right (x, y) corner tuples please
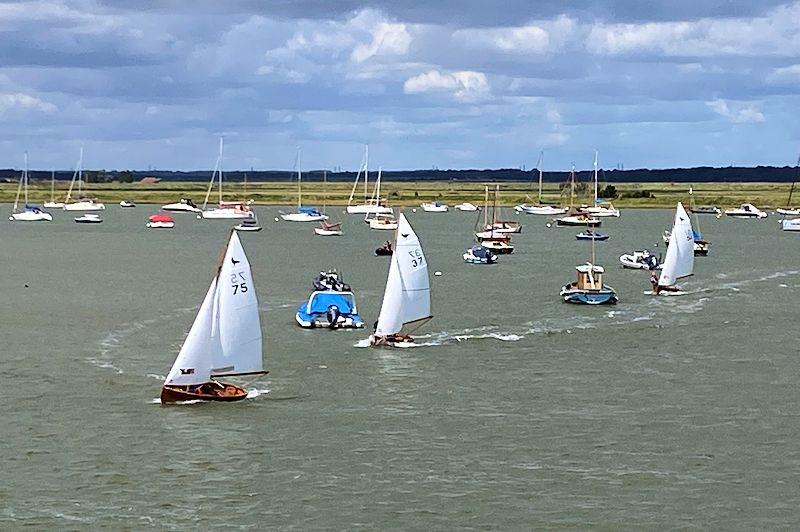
(408, 248), (424, 268)
(231, 272), (248, 294)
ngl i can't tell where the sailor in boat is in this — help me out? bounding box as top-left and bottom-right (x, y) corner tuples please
(371, 321), (412, 345)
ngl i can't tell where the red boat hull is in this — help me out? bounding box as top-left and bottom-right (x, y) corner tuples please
(160, 382), (248, 404)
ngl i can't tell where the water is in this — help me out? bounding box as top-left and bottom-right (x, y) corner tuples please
(2, 206), (799, 528)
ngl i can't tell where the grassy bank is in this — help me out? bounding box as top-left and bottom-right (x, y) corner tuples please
(1, 180), (796, 209)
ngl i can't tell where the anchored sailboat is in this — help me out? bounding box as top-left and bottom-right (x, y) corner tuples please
(515, 151), (566, 215)
(281, 148), (327, 222)
(369, 213), (432, 347)
(648, 202), (694, 296)
(582, 151), (619, 217)
(43, 169), (63, 209)
(200, 138), (254, 220)
(161, 230), (267, 403)
(63, 147), (105, 211)
(315, 170), (343, 236)
(346, 145), (393, 215)
(9, 152), (53, 222)
(777, 154), (800, 216)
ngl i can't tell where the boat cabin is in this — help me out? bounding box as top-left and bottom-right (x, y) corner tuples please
(575, 263), (605, 291)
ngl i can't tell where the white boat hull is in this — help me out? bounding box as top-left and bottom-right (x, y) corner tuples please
(119, 201), (136, 208)
(63, 201), (105, 211)
(162, 203), (201, 213)
(347, 204), (393, 215)
(43, 202), (64, 209)
(776, 208), (800, 215)
(280, 212), (328, 222)
(200, 209), (254, 219)
(516, 204), (567, 215)
(9, 211), (53, 222)
(314, 227), (343, 236)
(781, 218), (800, 231)
(421, 204), (448, 212)
(146, 221), (174, 229)
(75, 215), (102, 223)
(369, 220), (398, 230)
(455, 203), (479, 211)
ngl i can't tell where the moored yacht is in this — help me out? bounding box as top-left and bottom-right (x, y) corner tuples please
(559, 264), (618, 305)
(163, 198), (201, 213)
(724, 203), (767, 218)
(146, 213), (175, 229)
(421, 201), (448, 212)
(9, 153), (53, 222)
(199, 138), (254, 220)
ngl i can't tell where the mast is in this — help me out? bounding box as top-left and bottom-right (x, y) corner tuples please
(483, 185), (489, 227)
(593, 150), (599, 205)
(569, 164), (575, 208)
(364, 144), (369, 202)
(218, 137), (224, 205)
(322, 170), (327, 214)
(537, 150), (544, 203)
(689, 186), (701, 235)
(65, 147), (83, 204)
(202, 137), (223, 211)
(77, 146), (83, 197)
(12, 159), (23, 212)
(493, 184), (499, 226)
(23, 151), (28, 207)
(50, 168), (55, 202)
(296, 147), (302, 209)
(788, 154), (800, 208)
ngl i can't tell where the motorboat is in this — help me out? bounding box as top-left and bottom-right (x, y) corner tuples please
(619, 250), (660, 270)
(314, 220), (342, 236)
(346, 146), (393, 215)
(662, 229), (710, 256)
(281, 206), (327, 222)
(782, 218), (800, 231)
(163, 198), (201, 213)
(724, 203), (767, 218)
(74, 213), (103, 224)
(375, 241), (393, 256)
(455, 202), (479, 211)
(9, 153), (52, 222)
(367, 212), (398, 230)
(560, 263), (618, 305)
(690, 205), (721, 215)
(295, 290), (364, 329)
(235, 216), (262, 231)
(421, 201), (448, 212)
(119, 200), (136, 208)
(312, 271), (351, 292)
(575, 230), (609, 241)
(146, 213), (175, 229)
(555, 208), (601, 227)
(515, 204), (566, 215)
(463, 245), (497, 264)
(648, 203), (694, 296)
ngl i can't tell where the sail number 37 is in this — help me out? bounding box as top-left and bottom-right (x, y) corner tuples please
(231, 272), (249, 294)
(408, 248), (424, 268)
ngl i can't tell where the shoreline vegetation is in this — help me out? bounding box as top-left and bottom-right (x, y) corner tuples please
(1, 180), (797, 209)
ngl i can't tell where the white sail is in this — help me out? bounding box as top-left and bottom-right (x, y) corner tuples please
(164, 231), (263, 386)
(658, 202), (694, 286)
(375, 213), (431, 336)
(212, 231), (263, 376)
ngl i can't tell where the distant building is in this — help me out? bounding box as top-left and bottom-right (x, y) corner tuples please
(138, 176), (161, 184)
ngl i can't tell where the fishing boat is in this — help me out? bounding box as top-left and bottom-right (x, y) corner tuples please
(281, 148), (328, 222)
(646, 202), (694, 296)
(160, 230), (267, 403)
(235, 217), (262, 232)
(560, 218), (617, 304)
(575, 230), (609, 241)
(9, 153), (53, 222)
(74, 213), (103, 224)
(455, 202), (479, 211)
(119, 200), (136, 208)
(43, 169), (63, 209)
(163, 198), (201, 213)
(421, 201), (448, 212)
(367, 212), (398, 230)
(619, 250), (660, 270)
(295, 290), (364, 329)
(515, 151), (568, 215)
(369, 213), (432, 347)
(724, 203), (767, 219)
(346, 146), (393, 214)
(146, 213), (175, 229)
(199, 138), (254, 220)
(375, 241), (393, 256)
(463, 245), (497, 264)
(580, 151), (620, 217)
(63, 147), (106, 211)
(776, 155), (800, 215)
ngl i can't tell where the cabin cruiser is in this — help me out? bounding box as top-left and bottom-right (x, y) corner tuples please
(421, 201), (448, 212)
(619, 250), (660, 270)
(463, 245), (497, 264)
(581, 201), (620, 217)
(663, 229), (710, 256)
(9, 205), (52, 222)
(455, 202), (479, 211)
(514, 203), (566, 215)
(576, 230), (609, 241)
(201, 201), (254, 219)
(724, 203), (767, 219)
(560, 263), (618, 305)
(555, 208), (601, 227)
(366, 212), (398, 230)
(63, 196), (105, 211)
(781, 218), (800, 232)
(162, 198), (201, 213)
(690, 205), (721, 215)
(74, 213), (103, 224)
(295, 291), (364, 329)
(312, 271), (351, 292)
(146, 213), (175, 229)
(119, 200), (136, 208)
(280, 206), (327, 222)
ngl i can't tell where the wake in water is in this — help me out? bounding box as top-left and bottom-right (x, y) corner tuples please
(353, 327), (524, 348)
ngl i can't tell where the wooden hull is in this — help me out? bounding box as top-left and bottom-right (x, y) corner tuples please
(161, 382), (248, 403)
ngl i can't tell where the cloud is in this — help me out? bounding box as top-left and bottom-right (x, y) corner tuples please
(351, 21), (411, 62)
(0, 92), (56, 113)
(767, 63), (800, 83)
(706, 98), (765, 123)
(403, 70), (490, 101)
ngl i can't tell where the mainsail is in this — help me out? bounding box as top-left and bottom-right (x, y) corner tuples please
(658, 202), (694, 286)
(375, 213), (432, 336)
(164, 231), (264, 386)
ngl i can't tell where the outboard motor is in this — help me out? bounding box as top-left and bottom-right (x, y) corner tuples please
(325, 305), (341, 329)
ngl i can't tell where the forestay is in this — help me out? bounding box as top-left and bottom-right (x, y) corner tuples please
(659, 202), (694, 286)
(375, 213), (431, 336)
(164, 231), (263, 386)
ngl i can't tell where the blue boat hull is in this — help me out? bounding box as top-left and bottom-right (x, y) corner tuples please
(560, 284), (618, 305)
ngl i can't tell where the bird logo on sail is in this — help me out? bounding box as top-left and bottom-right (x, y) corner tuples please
(231, 257), (240, 265)
(180, 368), (195, 375)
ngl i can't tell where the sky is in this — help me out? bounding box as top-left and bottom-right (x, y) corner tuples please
(1, 0), (800, 171)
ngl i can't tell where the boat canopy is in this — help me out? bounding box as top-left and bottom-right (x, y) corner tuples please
(306, 291), (356, 314)
(576, 263), (604, 274)
(149, 213), (175, 223)
(299, 206), (321, 214)
(470, 245), (493, 258)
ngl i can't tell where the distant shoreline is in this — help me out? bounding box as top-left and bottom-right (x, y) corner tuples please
(2, 181), (796, 209)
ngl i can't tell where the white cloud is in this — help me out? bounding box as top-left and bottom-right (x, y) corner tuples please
(453, 16), (575, 55)
(404, 70), (490, 101)
(351, 21), (411, 63)
(706, 98), (765, 123)
(0, 92), (56, 113)
(767, 64), (800, 83)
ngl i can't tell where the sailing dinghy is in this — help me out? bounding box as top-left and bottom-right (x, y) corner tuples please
(369, 213), (432, 347)
(161, 230), (267, 403)
(647, 202), (694, 296)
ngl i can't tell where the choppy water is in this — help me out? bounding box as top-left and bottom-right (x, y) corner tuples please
(2, 205), (799, 529)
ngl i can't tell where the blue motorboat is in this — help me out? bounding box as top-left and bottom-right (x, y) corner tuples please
(575, 230), (609, 241)
(559, 263), (618, 305)
(295, 290), (364, 329)
(463, 245), (498, 264)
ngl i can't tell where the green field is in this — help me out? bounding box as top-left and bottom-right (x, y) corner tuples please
(1, 180), (796, 209)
